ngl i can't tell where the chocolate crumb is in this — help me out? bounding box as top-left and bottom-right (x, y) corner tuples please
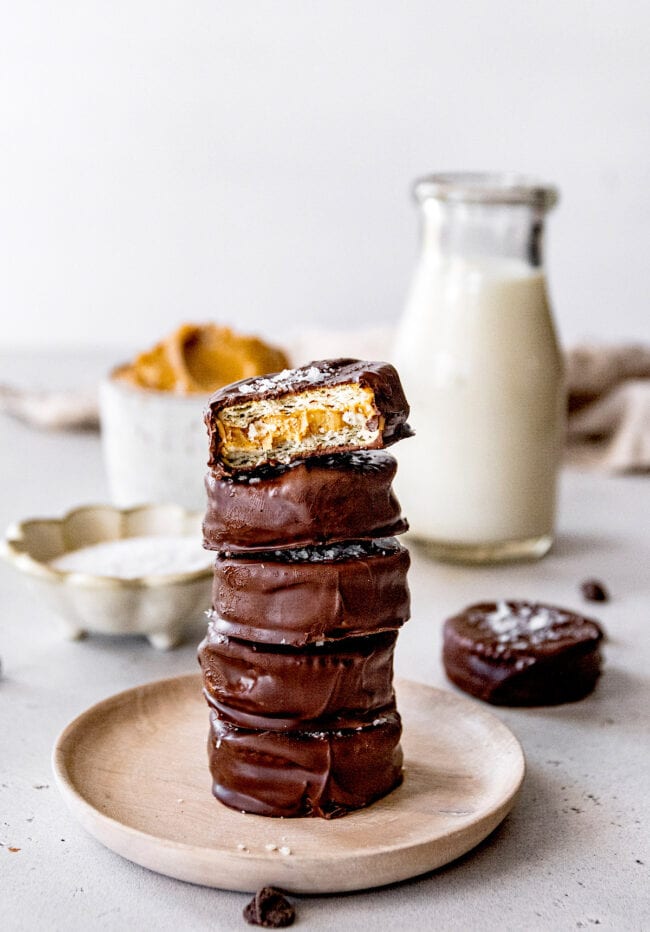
(243, 887), (295, 928)
(8, 847), (20, 853)
(581, 579), (609, 602)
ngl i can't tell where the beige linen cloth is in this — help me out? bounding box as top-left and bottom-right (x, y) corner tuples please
(2, 338), (650, 473)
(564, 344), (650, 472)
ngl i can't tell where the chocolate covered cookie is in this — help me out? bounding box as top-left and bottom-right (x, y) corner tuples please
(203, 450), (407, 552)
(210, 538), (411, 646)
(199, 624), (397, 730)
(205, 358), (412, 472)
(443, 600), (604, 706)
(208, 707), (403, 818)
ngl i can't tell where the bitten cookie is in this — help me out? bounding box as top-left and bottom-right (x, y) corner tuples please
(205, 358), (412, 472)
(443, 600), (604, 706)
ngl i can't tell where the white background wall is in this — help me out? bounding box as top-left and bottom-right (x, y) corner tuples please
(1, 0), (648, 352)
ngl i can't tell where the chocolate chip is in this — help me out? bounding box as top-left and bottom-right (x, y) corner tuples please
(581, 580), (609, 602)
(243, 887), (295, 928)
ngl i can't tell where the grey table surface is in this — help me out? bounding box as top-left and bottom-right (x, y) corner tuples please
(1, 351), (649, 931)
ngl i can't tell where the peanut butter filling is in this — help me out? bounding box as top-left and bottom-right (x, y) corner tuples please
(114, 323), (289, 394)
(217, 384), (383, 467)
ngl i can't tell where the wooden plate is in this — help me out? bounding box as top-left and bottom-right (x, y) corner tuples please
(53, 674), (524, 893)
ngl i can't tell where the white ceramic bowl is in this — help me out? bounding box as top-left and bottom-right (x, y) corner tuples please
(2, 504), (213, 650)
(99, 371), (210, 511)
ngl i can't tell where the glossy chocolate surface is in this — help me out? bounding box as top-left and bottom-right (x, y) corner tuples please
(203, 451), (408, 552)
(205, 358), (413, 471)
(210, 538), (411, 646)
(443, 600), (604, 706)
(199, 625), (397, 730)
(207, 708), (403, 818)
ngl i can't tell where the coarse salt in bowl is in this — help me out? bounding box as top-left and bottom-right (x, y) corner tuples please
(2, 503), (213, 649)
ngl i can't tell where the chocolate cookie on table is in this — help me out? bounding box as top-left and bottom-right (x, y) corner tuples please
(205, 358), (413, 473)
(203, 450), (407, 552)
(443, 600), (604, 706)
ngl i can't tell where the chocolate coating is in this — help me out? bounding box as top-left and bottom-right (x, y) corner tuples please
(208, 708), (403, 818)
(443, 600), (604, 706)
(203, 451), (408, 552)
(199, 624), (397, 730)
(205, 358), (413, 472)
(210, 538), (411, 646)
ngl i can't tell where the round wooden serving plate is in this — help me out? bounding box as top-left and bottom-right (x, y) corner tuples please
(53, 674), (524, 894)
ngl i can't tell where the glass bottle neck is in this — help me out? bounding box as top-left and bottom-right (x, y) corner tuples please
(420, 198), (548, 269)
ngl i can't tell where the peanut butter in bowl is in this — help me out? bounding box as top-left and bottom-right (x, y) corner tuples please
(113, 323), (289, 394)
(100, 323), (290, 511)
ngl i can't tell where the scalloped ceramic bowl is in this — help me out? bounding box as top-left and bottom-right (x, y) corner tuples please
(2, 504), (213, 649)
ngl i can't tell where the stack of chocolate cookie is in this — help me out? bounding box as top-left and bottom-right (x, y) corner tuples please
(199, 359), (413, 818)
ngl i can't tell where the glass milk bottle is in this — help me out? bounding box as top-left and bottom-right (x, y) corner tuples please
(394, 173), (565, 563)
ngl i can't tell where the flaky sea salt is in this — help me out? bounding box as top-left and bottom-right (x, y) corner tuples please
(206, 629), (229, 644)
(231, 362), (332, 399)
(258, 537), (400, 564)
(49, 536), (212, 579)
(478, 600), (573, 647)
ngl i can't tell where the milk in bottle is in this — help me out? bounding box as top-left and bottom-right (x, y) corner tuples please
(394, 174), (565, 563)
